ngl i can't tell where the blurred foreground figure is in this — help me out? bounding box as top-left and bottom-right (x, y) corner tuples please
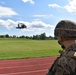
(47, 20), (76, 75)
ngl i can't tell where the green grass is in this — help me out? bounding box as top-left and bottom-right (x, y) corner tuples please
(0, 38), (61, 60)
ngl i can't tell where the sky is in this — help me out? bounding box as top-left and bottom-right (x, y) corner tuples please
(0, 0), (76, 37)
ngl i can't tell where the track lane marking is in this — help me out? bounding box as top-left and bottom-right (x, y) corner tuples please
(0, 69), (48, 75)
(0, 63), (52, 69)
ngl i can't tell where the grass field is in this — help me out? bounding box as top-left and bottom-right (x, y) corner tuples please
(0, 38), (61, 60)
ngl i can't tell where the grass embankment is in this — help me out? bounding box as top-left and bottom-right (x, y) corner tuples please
(0, 38), (61, 60)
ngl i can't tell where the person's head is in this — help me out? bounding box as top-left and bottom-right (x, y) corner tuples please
(54, 20), (76, 49)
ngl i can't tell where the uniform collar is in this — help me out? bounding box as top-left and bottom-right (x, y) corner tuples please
(66, 42), (76, 51)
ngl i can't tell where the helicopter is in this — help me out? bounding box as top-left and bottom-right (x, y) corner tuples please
(16, 23), (27, 29)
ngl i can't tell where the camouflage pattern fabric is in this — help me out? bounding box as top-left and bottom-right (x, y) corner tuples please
(47, 43), (76, 75)
(54, 20), (76, 39)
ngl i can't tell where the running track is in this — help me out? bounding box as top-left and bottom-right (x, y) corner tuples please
(0, 56), (57, 75)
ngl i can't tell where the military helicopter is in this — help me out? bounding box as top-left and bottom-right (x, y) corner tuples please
(16, 23), (27, 29)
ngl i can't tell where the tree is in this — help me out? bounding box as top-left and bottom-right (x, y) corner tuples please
(40, 33), (46, 40)
(0, 35), (5, 38)
(48, 36), (54, 40)
(19, 35), (25, 38)
(5, 34), (9, 38)
(13, 35), (16, 38)
(54, 36), (57, 40)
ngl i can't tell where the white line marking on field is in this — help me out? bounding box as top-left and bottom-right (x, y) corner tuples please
(0, 63), (52, 69)
(0, 69), (48, 75)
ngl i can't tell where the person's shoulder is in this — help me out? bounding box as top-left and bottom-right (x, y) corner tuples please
(67, 43), (76, 51)
(66, 43), (76, 58)
(57, 56), (67, 65)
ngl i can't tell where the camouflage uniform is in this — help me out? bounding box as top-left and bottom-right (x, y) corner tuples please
(47, 43), (76, 75)
(47, 20), (76, 75)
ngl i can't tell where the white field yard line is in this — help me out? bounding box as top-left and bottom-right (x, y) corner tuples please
(0, 69), (48, 75)
(0, 60), (53, 65)
(0, 63), (52, 69)
(0, 59), (54, 64)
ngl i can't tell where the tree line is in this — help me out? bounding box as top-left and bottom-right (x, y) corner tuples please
(0, 33), (57, 40)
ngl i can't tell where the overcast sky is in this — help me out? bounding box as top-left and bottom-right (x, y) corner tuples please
(0, 0), (76, 36)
